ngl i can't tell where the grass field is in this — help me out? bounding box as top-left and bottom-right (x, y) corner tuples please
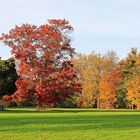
(0, 108), (140, 140)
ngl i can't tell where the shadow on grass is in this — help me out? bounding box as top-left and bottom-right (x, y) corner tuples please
(0, 108), (140, 113)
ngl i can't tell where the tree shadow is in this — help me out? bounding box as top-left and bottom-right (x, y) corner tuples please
(1, 108), (140, 113)
(46, 109), (140, 113)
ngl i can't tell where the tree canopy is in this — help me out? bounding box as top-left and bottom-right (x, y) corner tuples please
(0, 19), (81, 109)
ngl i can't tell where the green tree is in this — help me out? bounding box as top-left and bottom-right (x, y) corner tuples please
(120, 48), (139, 109)
(0, 58), (18, 98)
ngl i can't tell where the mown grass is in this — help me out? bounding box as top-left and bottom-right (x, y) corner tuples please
(0, 108), (140, 140)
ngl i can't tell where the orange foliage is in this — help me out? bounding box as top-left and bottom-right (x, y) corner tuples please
(99, 69), (122, 109)
(127, 76), (140, 109)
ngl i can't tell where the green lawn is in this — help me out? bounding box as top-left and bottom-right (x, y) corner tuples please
(0, 108), (140, 140)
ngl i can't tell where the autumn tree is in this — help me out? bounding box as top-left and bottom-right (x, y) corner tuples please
(126, 51), (140, 109)
(99, 69), (122, 108)
(74, 52), (103, 108)
(99, 51), (122, 109)
(0, 19), (81, 109)
(127, 76), (140, 109)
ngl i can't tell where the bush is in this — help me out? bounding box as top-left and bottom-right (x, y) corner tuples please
(0, 99), (11, 108)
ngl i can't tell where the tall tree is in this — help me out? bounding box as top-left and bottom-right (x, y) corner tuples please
(1, 19), (81, 109)
(127, 76), (140, 109)
(126, 51), (140, 109)
(114, 48), (139, 109)
(99, 51), (122, 109)
(74, 52), (103, 108)
(99, 68), (122, 108)
(115, 60), (128, 108)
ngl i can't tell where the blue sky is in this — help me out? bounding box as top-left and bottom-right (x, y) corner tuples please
(0, 0), (140, 59)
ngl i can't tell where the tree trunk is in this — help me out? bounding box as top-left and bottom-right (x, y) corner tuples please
(97, 97), (100, 109)
(96, 88), (100, 109)
(0, 105), (4, 111)
(131, 104), (134, 110)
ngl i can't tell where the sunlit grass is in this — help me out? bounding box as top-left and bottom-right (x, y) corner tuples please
(0, 108), (140, 140)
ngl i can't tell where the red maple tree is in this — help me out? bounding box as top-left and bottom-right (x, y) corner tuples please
(1, 19), (81, 109)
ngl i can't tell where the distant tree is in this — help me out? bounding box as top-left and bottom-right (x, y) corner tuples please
(99, 51), (122, 109)
(74, 52), (103, 108)
(99, 68), (122, 109)
(127, 76), (140, 109)
(1, 19), (81, 110)
(122, 48), (138, 78)
(126, 52), (140, 109)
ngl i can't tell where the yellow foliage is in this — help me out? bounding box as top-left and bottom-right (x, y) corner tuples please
(127, 76), (140, 109)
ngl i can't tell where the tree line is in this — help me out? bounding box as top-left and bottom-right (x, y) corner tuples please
(0, 19), (140, 109)
(74, 48), (140, 109)
(0, 48), (140, 109)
